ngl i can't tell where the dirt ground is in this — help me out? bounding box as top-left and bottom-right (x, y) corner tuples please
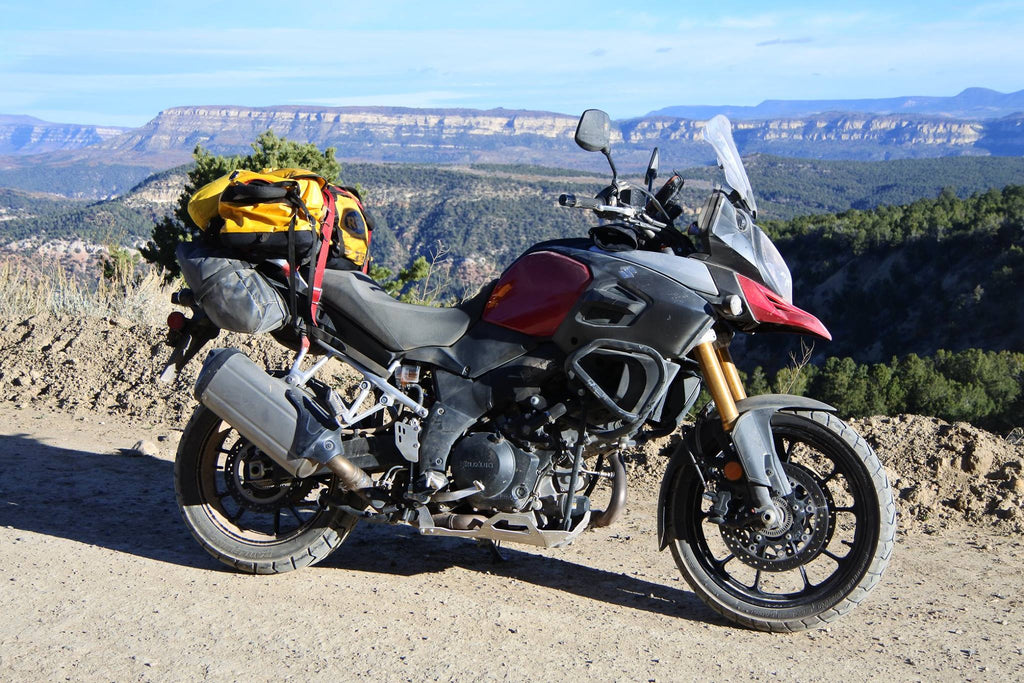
(1, 315), (1023, 680)
(1, 405), (1022, 682)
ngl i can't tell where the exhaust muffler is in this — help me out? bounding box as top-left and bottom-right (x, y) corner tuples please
(194, 348), (372, 491)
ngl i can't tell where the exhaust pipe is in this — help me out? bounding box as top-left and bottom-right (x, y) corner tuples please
(590, 452), (627, 528)
(194, 348), (372, 491)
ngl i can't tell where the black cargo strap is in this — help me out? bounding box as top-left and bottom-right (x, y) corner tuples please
(219, 180), (293, 204)
(220, 174), (324, 335)
(281, 187), (316, 332)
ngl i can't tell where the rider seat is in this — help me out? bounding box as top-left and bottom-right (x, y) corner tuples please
(319, 270), (486, 351)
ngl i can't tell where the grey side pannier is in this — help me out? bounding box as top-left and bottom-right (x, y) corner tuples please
(176, 243), (288, 334)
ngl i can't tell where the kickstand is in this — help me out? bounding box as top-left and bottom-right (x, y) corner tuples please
(478, 539), (507, 563)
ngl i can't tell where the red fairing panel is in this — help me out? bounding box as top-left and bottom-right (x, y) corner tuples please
(737, 274), (832, 341)
(483, 251), (592, 337)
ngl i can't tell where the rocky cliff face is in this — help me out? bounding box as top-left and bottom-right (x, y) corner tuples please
(95, 105), (1019, 167)
(0, 116), (127, 156)
(104, 106), (583, 157)
(6, 105), (1024, 170)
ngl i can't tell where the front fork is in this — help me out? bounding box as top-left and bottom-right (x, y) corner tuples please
(693, 339), (790, 527)
(693, 341), (746, 428)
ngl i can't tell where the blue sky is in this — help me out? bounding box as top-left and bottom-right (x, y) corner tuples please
(1, 0), (1022, 127)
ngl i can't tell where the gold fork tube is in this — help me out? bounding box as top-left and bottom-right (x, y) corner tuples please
(694, 341), (739, 430)
(716, 346), (748, 402)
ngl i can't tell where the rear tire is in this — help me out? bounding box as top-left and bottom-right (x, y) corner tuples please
(668, 410), (896, 632)
(174, 405), (357, 574)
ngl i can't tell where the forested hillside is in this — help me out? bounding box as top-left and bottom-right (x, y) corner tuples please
(0, 188), (83, 221)
(765, 184), (1023, 358)
(751, 349), (1024, 433)
(732, 186), (1024, 430)
(720, 155), (1024, 220)
(0, 163), (156, 200)
(4, 154), (1024, 277)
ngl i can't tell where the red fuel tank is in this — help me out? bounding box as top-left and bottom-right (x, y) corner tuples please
(482, 251), (592, 337)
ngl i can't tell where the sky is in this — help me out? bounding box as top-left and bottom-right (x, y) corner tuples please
(1, 0), (1023, 127)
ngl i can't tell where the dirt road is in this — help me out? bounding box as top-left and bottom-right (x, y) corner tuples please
(1, 406), (1021, 681)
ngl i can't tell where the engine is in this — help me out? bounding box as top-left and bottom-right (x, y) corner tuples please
(449, 433), (541, 513)
(444, 339), (681, 519)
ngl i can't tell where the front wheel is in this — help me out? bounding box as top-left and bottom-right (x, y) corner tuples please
(174, 406), (358, 574)
(668, 410), (895, 632)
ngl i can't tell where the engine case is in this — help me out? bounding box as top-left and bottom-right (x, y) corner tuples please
(450, 433), (540, 512)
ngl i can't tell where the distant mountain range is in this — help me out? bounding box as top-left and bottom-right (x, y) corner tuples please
(0, 115), (128, 156)
(1, 88), (1024, 199)
(648, 87), (1024, 120)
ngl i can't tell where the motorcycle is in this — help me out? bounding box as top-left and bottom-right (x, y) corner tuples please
(163, 109), (895, 632)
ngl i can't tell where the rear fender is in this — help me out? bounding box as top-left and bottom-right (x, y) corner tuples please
(656, 394), (835, 550)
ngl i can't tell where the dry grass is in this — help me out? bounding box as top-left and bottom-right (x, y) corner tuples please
(0, 260), (175, 326)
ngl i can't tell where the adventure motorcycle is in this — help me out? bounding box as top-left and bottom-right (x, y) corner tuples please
(163, 110), (895, 632)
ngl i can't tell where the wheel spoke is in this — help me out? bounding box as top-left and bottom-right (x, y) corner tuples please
(229, 506), (246, 524)
(713, 553), (735, 572)
(273, 508), (282, 536)
(752, 570), (764, 595)
(823, 549), (845, 563)
(820, 465), (839, 485)
(799, 564), (812, 590)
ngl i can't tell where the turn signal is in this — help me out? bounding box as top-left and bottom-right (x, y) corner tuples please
(723, 461), (744, 481)
(167, 311), (188, 331)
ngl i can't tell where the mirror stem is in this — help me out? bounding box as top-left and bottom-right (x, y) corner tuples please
(603, 150), (618, 186)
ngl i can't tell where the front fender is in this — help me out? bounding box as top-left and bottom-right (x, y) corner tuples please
(733, 394), (835, 414)
(656, 394), (836, 550)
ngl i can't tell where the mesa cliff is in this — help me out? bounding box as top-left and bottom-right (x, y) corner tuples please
(83, 105), (1024, 167)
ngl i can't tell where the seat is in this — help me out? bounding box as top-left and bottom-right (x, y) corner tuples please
(319, 270), (482, 352)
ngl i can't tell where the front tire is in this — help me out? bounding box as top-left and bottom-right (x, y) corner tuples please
(668, 410), (896, 632)
(174, 406), (358, 574)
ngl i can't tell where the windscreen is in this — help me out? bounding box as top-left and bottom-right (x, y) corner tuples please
(702, 115), (757, 217)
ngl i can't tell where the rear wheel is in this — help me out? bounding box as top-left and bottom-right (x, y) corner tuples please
(174, 406), (357, 574)
(668, 410), (895, 631)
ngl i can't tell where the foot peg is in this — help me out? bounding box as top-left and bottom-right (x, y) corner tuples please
(406, 470), (449, 504)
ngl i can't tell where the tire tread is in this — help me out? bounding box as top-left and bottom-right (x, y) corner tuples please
(174, 405), (357, 575)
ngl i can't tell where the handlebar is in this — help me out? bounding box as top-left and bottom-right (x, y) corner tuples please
(558, 192), (669, 231)
(558, 193), (602, 210)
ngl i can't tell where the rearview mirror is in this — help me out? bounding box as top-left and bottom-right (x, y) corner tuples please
(575, 109), (611, 153)
(645, 147), (660, 191)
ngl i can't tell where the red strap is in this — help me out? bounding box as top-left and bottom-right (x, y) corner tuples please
(309, 189), (336, 325)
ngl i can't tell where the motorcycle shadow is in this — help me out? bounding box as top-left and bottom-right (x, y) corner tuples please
(324, 523), (724, 625)
(0, 433), (721, 624)
(0, 433), (216, 570)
